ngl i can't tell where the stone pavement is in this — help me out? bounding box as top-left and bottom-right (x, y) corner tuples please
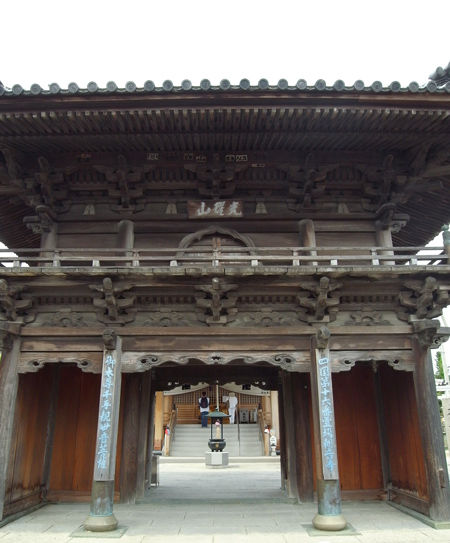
(1, 458), (450, 542)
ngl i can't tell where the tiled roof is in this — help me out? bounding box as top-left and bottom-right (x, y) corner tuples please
(430, 62), (450, 86)
(1, 77), (450, 97)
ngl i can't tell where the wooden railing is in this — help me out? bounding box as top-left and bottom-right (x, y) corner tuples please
(0, 246), (447, 269)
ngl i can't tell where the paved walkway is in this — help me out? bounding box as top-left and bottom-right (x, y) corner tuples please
(1, 459), (450, 542)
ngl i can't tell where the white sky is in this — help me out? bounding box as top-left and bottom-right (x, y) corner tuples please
(1, 0), (450, 366)
(1, 0), (449, 89)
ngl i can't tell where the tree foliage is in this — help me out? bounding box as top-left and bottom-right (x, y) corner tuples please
(435, 351), (445, 380)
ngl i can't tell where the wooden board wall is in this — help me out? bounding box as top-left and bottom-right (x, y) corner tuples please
(333, 365), (384, 492)
(48, 366), (123, 501)
(379, 364), (428, 498)
(4, 366), (53, 516)
(56, 219), (376, 253)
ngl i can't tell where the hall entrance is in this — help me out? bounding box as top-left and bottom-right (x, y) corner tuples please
(158, 384), (272, 457)
(4, 354), (428, 514)
(140, 361), (284, 502)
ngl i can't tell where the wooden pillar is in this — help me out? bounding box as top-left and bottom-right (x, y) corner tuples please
(443, 225), (450, 263)
(38, 221), (58, 266)
(145, 391), (156, 490)
(41, 365), (61, 499)
(119, 371), (152, 503)
(270, 391), (280, 444)
(117, 220), (135, 265)
(84, 331), (122, 532)
(154, 392), (165, 451)
(281, 371), (299, 500)
(292, 372), (314, 502)
(412, 320), (450, 521)
(277, 379), (288, 491)
(41, 222), (58, 251)
(298, 219), (317, 265)
(373, 368), (391, 490)
(375, 226), (394, 266)
(310, 327), (346, 531)
(136, 371), (152, 500)
(119, 374), (139, 504)
(262, 394), (272, 427)
(0, 327), (20, 521)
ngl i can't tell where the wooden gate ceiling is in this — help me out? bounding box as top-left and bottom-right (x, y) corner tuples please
(0, 80), (449, 250)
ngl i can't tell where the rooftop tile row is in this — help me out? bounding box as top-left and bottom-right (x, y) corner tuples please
(1, 77), (450, 97)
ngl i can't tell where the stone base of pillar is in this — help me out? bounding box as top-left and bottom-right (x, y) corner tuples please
(205, 451), (229, 467)
(312, 513), (347, 531)
(84, 480), (118, 532)
(84, 513), (118, 532)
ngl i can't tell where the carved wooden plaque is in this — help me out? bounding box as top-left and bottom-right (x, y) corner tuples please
(187, 200), (243, 219)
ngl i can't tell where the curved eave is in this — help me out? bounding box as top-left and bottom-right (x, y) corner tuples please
(0, 84), (449, 250)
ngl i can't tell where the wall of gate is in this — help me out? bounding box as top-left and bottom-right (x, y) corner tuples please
(379, 364), (428, 509)
(4, 366), (53, 516)
(333, 365), (384, 494)
(48, 366), (123, 502)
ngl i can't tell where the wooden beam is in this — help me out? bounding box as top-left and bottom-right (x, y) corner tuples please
(19, 325), (413, 337)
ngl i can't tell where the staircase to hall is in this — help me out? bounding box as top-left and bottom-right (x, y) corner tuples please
(169, 423), (264, 457)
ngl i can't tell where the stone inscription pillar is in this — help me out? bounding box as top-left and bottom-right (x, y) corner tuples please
(310, 327), (346, 531)
(84, 330), (122, 532)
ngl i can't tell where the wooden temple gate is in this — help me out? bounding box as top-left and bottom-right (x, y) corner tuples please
(0, 72), (449, 530)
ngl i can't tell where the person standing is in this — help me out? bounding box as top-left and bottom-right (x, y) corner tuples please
(199, 391), (210, 428)
(227, 392), (238, 424)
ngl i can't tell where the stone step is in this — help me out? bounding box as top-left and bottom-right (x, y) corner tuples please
(170, 423), (263, 457)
